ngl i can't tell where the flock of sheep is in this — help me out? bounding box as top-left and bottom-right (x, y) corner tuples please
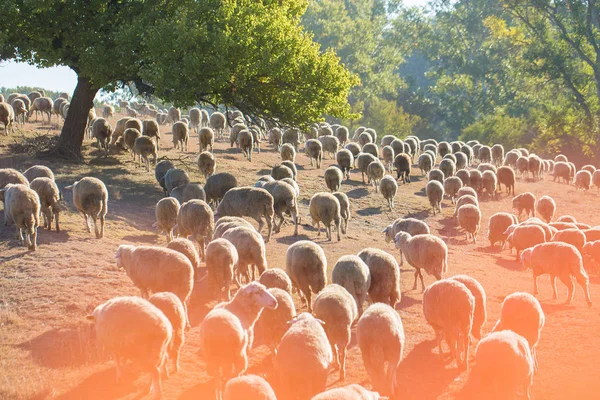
(1, 93), (600, 400)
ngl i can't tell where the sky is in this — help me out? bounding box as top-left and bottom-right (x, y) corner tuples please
(0, 0), (430, 96)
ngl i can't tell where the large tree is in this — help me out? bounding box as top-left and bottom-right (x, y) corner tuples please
(0, 0), (357, 160)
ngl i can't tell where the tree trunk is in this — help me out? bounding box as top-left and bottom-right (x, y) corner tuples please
(48, 75), (99, 161)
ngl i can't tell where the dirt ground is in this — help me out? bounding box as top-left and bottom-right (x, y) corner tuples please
(1, 113), (599, 400)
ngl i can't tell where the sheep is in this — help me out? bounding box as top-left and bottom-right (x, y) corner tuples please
(0, 102), (15, 135)
(324, 166), (343, 192)
(11, 98), (27, 125)
(512, 192), (536, 219)
(166, 237), (200, 282)
(478, 145), (492, 163)
(221, 226), (268, 284)
(426, 180), (444, 215)
(575, 170), (592, 191)
(237, 129), (254, 161)
(286, 240), (327, 312)
(261, 180), (299, 235)
(312, 384), (381, 399)
(331, 255), (371, 317)
(505, 224), (546, 260)
(345, 142), (361, 163)
(383, 218), (430, 243)
(456, 169), (470, 186)
(528, 155), (543, 181)
(394, 232), (448, 290)
(438, 141), (451, 157)
(170, 183), (206, 204)
(336, 149), (354, 180)
(454, 151), (468, 170)
(358, 248), (401, 307)
(551, 228), (586, 252)
(381, 145), (395, 173)
(516, 155), (530, 178)
(318, 135), (340, 159)
(202, 238), (235, 300)
(428, 168), (444, 184)
(64, 177), (108, 238)
(53, 98), (67, 119)
(282, 128), (301, 150)
(101, 104), (114, 119)
(223, 374), (277, 400)
(142, 119), (161, 149)
(365, 128), (377, 143)
(229, 123), (246, 147)
(281, 160), (298, 180)
(171, 121), (189, 152)
(379, 175), (398, 210)
(492, 291), (544, 370)
(534, 195), (556, 223)
(482, 170), (498, 200)
(552, 161), (571, 183)
(356, 153), (378, 184)
(492, 165), (514, 196)
(1, 184), (40, 250)
(362, 143), (379, 159)
(275, 313), (332, 400)
(444, 176), (463, 204)
(555, 154), (568, 163)
(488, 212), (519, 247)
(458, 204), (482, 244)
(148, 292), (186, 374)
(393, 153), (412, 183)
(205, 172), (238, 206)
(309, 192), (342, 241)
(92, 118), (112, 156)
(280, 143), (296, 162)
(121, 128), (141, 158)
(86, 296), (171, 398)
(29, 177), (61, 232)
(332, 192), (350, 234)
(367, 160), (385, 191)
(259, 268), (292, 294)
(468, 169), (483, 194)
(197, 127), (214, 153)
(450, 275), (487, 339)
(197, 151), (216, 180)
(471, 330), (534, 400)
(335, 126), (349, 145)
(115, 245), (194, 322)
(358, 132), (372, 147)
(305, 139), (323, 168)
(457, 186), (477, 200)
(312, 284), (357, 381)
(133, 136), (158, 172)
(163, 168), (190, 196)
(356, 303), (404, 397)
(215, 187), (274, 242)
(422, 279), (474, 369)
(491, 144), (505, 166)
(353, 126), (366, 140)
(521, 242), (592, 306)
(439, 158), (456, 179)
(176, 199), (214, 259)
(155, 160), (175, 195)
(593, 170), (600, 190)
(30, 97), (52, 122)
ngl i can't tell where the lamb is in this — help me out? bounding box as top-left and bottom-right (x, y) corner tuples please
(512, 192), (536, 218)
(383, 219), (430, 246)
(1, 184), (40, 250)
(176, 199), (214, 259)
(170, 183), (206, 204)
(357, 153), (378, 184)
(274, 317), (332, 399)
(521, 242), (592, 306)
(575, 170), (592, 190)
(309, 192), (342, 241)
(86, 296), (171, 399)
(394, 232), (448, 290)
(423, 279), (474, 369)
(286, 240), (327, 312)
(428, 168), (444, 183)
(155, 160), (175, 195)
(450, 275), (487, 339)
(133, 136), (158, 172)
(393, 153), (412, 183)
(357, 248), (401, 307)
(64, 177), (108, 238)
(471, 330), (534, 399)
(443, 176), (463, 204)
(305, 138), (323, 168)
(324, 166), (343, 192)
(488, 212), (519, 247)
(492, 291), (545, 370)
(172, 121), (189, 151)
(221, 226), (268, 284)
(332, 192), (350, 234)
(331, 255), (372, 315)
(536, 195), (556, 223)
(280, 143), (296, 162)
(426, 180), (444, 215)
(259, 268), (292, 294)
(312, 384), (381, 400)
(92, 118), (112, 156)
(379, 175), (398, 210)
(356, 303), (404, 396)
(223, 375), (277, 400)
(164, 168), (190, 195)
(148, 292), (186, 374)
(197, 151), (216, 180)
(215, 187), (274, 242)
(29, 177), (61, 232)
(458, 204), (481, 243)
(313, 284), (358, 380)
(335, 149), (354, 180)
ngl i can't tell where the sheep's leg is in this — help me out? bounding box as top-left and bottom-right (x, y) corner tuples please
(54, 210), (60, 232)
(340, 345), (347, 381)
(256, 218), (265, 234)
(435, 329), (445, 359)
(326, 223), (332, 241)
(331, 343), (340, 371)
(551, 275), (558, 300)
(412, 269), (419, 290)
(81, 212), (91, 233)
(265, 215), (272, 242)
(559, 274), (574, 304)
(316, 221), (321, 236)
(419, 270), (426, 292)
(291, 210), (298, 236)
(533, 274), (539, 295)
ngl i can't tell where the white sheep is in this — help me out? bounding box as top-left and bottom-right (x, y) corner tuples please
(223, 375), (277, 400)
(253, 287), (296, 355)
(259, 268), (292, 294)
(64, 177), (108, 239)
(197, 151), (216, 180)
(176, 199), (214, 259)
(198, 127), (215, 153)
(86, 296), (171, 399)
(357, 248), (401, 307)
(221, 226), (268, 284)
(23, 165), (54, 182)
(1, 183), (40, 250)
(450, 275), (487, 339)
(148, 292), (186, 374)
(215, 187), (274, 242)
(309, 192), (342, 241)
(286, 240), (327, 312)
(29, 177), (61, 232)
(154, 197), (180, 242)
(383, 218), (430, 243)
(394, 232), (448, 290)
(423, 279), (474, 369)
(357, 303), (404, 397)
(332, 192), (350, 234)
(166, 237), (201, 280)
(312, 384), (381, 400)
(426, 180), (444, 215)
(504, 224), (546, 260)
(331, 255), (371, 315)
(324, 166), (343, 192)
(313, 284), (358, 380)
(367, 160), (385, 191)
(205, 238), (238, 301)
(134, 136), (158, 171)
(457, 204), (482, 244)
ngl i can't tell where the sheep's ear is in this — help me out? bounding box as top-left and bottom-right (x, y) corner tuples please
(86, 315), (95, 321)
(63, 185), (73, 190)
(315, 318), (326, 326)
(382, 226), (389, 233)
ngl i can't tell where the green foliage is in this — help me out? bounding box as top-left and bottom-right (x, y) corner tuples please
(343, 98), (420, 138)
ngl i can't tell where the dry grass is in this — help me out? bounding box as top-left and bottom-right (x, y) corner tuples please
(1, 115), (599, 399)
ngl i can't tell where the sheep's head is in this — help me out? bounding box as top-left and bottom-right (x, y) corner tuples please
(114, 244), (134, 269)
(382, 225), (393, 243)
(394, 231), (411, 249)
(237, 282), (278, 310)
